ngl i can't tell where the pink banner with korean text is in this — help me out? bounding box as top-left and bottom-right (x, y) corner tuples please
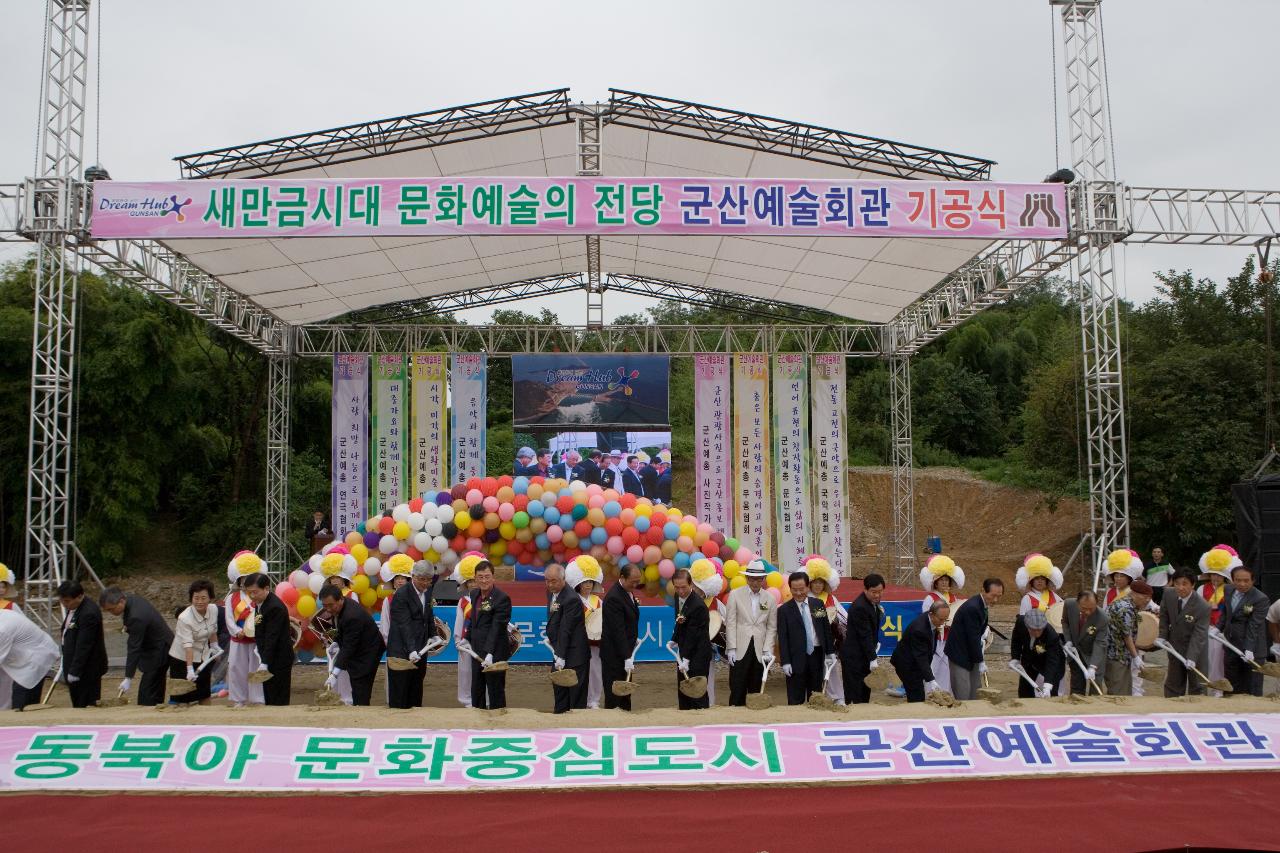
(694, 354), (732, 533)
(410, 353), (448, 498)
(89, 178), (1069, 240)
(0, 714), (1274, 792)
(772, 354), (811, 574)
(811, 355), (850, 575)
(733, 353), (771, 560)
(331, 353), (369, 537)
(371, 355), (407, 512)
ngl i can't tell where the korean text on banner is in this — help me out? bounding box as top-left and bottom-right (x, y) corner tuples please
(693, 355), (732, 532)
(450, 354), (487, 483)
(733, 353), (771, 560)
(811, 355), (850, 573)
(773, 354), (810, 573)
(331, 354), (369, 536)
(371, 355), (407, 513)
(410, 353), (448, 497)
(89, 178), (1070, 241)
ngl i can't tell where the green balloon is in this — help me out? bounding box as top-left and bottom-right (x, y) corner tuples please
(725, 537), (740, 552)
(512, 511), (530, 529)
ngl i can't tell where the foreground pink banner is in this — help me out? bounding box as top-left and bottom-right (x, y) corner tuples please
(89, 178), (1068, 240)
(0, 713), (1274, 792)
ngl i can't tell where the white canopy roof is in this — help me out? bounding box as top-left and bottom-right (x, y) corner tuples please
(162, 90), (995, 326)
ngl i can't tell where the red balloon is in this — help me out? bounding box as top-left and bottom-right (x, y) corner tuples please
(711, 531), (726, 545)
(481, 477), (498, 497)
(604, 518), (623, 537)
(556, 496), (575, 514)
(497, 475), (514, 488)
(450, 484), (467, 500)
(619, 493), (637, 509)
(701, 541), (719, 558)
(406, 546), (424, 560)
(378, 517), (395, 535)
(574, 519), (592, 539)
(530, 475), (545, 485)
(466, 477), (482, 493)
(564, 547), (582, 561)
(621, 527), (641, 546)
(650, 511), (668, 529)
(646, 526), (665, 546)
(513, 495), (530, 511)
(719, 545), (735, 561)
(450, 534), (467, 551)
(408, 497), (424, 513)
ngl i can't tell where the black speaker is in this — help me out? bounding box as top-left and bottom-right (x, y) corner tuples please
(1234, 475), (1280, 599)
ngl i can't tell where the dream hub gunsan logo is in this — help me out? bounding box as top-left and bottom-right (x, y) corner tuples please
(97, 193), (194, 221)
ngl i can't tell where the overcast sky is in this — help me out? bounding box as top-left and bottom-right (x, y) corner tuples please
(2, 0), (1277, 325)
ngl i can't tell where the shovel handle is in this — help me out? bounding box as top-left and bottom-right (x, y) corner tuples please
(1209, 632), (1266, 672)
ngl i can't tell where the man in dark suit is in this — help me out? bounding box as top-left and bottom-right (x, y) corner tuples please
(621, 455), (646, 497)
(840, 573), (884, 705)
(99, 587), (174, 707)
(1160, 570), (1211, 697)
(244, 573), (294, 706)
(891, 601), (950, 702)
(601, 564), (642, 710)
(639, 456), (658, 497)
(777, 571), (835, 704)
(655, 460), (673, 505)
(56, 581), (108, 708)
(945, 577), (1003, 700)
(1061, 590), (1108, 695)
(579, 451), (604, 487)
(514, 447), (538, 477)
(319, 585), (385, 706)
(386, 563), (437, 708)
(461, 561), (512, 709)
(1010, 609), (1066, 697)
(669, 569), (712, 709)
(303, 510), (331, 542)
(552, 450), (584, 482)
(1218, 565), (1270, 696)
(547, 565), (590, 712)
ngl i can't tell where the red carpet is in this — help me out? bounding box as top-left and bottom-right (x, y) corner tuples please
(502, 579), (925, 605)
(9, 770), (1277, 852)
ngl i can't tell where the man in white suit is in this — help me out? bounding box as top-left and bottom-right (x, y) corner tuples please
(724, 560), (778, 706)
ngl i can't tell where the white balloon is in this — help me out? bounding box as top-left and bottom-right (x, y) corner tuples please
(288, 569), (308, 589)
(569, 480), (587, 493)
(392, 504), (411, 523)
(379, 535), (398, 555)
(542, 492), (557, 507)
(307, 573), (325, 595)
(421, 502), (438, 519)
(407, 512), (425, 531)
(341, 554), (358, 576)
(320, 540), (338, 555)
(413, 532), (432, 553)
(436, 505), (456, 524)
(441, 549), (459, 565)
(364, 556), (382, 575)
(432, 535), (449, 554)
(308, 554), (323, 573)
(424, 518), (443, 537)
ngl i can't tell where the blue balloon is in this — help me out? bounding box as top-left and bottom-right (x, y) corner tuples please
(663, 521), (680, 540)
(635, 516), (651, 533)
(355, 522), (366, 534)
(527, 500), (545, 518)
(535, 533), (550, 550)
(603, 500), (621, 518)
(674, 552), (691, 569)
(513, 476), (530, 495)
(590, 527), (608, 545)
(503, 554), (516, 565)
(544, 506), (561, 525)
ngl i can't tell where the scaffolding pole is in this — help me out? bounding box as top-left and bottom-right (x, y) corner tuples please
(264, 354), (292, 577)
(577, 106), (605, 328)
(888, 352), (916, 584)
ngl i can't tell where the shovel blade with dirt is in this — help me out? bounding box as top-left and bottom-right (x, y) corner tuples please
(677, 674), (708, 699)
(1210, 631), (1280, 679)
(862, 663), (891, 692)
(975, 670), (1003, 703)
(550, 667), (579, 687)
(96, 687), (129, 708)
(18, 666), (62, 712)
(248, 669), (273, 684)
(1155, 638), (1233, 693)
(807, 658), (841, 711)
(746, 661), (773, 710)
(610, 640), (644, 698)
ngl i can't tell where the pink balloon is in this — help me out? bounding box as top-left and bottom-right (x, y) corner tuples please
(626, 545), (645, 564)
(767, 587), (782, 604)
(607, 536), (625, 555)
(482, 495), (500, 513)
(466, 489), (483, 506)
(643, 545), (662, 565)
(498, 503), (515, 521)
(586, 484), (603, 497)
(590, 544), (608, 559)
(587, 494), (605, 509)
(658, 559), (675, 579)
(275, 581), (299, 606)
(465, 537), (484, 552)
(288, 569), (308, 589)
(735, 546), (754, 564)
(676, 535), (694, 552)
(546, 525), (564, 543)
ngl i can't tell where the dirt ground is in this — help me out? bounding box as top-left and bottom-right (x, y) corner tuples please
(7, 662), (1278, 730)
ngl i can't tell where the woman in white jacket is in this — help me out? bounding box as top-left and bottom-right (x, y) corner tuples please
(168, 579), (221, 705)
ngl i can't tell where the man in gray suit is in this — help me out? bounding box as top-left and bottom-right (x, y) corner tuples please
(1217, 565), (1269, 696)
(1061, 590), (1108, 695)
(1159, 570), (1210, 697)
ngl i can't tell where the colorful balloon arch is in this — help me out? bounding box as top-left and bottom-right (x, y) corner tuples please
(269, 474), (799, 654)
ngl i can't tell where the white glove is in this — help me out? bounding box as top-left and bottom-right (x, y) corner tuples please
(66, 673), (80, 684)
(727, 650), (737, 665)
(482, 653), (494, 667)
(186, 666), (197, 682)
(825, 654), (837, 668)
(1270, 643), (1280, 658)
(455, 638), (471, 653)
(207, 643), (222, 658)
(678, 657), (689, 673)
(925, 680), (939, 693)
(119, 677), (132, 692)
(1208, 626), (1223, 640)
(1244, 650), (1255, 662)
(978, 662), (988, 675)
(624, 658), (635, 673)
(553, 655), (566, 670)
(256, 663), (269, 673)
(1035, 675), (1045, 688)
(869, 659), (879, 671)
(327, 642), (339, 657)
(761, 654), (775, 669)
(665, 641), (678, 656)
(1036, 686), (1051, 699)
(1085, 666), (1097, 682)
(782, 664), (793, 677)
(1132, 654), (1144, 671)
(408, 651), (422, 664)
(324, 673), (338, 690)
(1063, 640), (1075, 654)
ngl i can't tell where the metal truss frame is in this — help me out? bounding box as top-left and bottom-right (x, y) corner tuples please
(264, 355), (291, 577)
(606, 89), (995, 182)
(888, 354), (916, 584)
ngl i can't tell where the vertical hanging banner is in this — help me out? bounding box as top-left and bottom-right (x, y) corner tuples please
(410, 353), (448, 498)
(694, 355), (732, 531)
(370, 355), (407, 513)
(733, 353), (771, 560)
(450, 354), (488, 483)
(811, 355), (850, 574)
(331, 354), (369, 536)
(773, 354), (811, 573)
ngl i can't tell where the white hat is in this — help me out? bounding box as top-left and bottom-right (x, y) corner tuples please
(744, 559), (769, 578)
(690, 558), (723, 598)
(227, 551), (265, 584)
(564, 555), (604, 590)
(919, 554), (966, 592)
(1015, 553), (1063, 591)
(1105, 549), (1144, 581)
(610, 448), (623, 456)
(449, 551), (486, 585)
(1198, 544), (1242, 579)
(804, 555), (840, 593)
(379, 553), (414, 583)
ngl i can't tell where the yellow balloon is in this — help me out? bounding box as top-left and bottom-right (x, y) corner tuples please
(765, 572), (783, 589)
(296, 594), (317, 618)
(455, 510), (471, 530)
(528, 483), (544, 501)
(424, 549), (440, 562)
(351, 574), (370, 594)
(729, 574), (748, 590)
(515, 528), (534, 543)
(634, 502), (653, 518)
(499, 521), (516, 540)
(489, 540), (508, 558)
(660, 540), (678, 559)
(679, 522), (696, 539)
(359, 588), (378, 608)
(562, 531), (579, 549)
(723, 560), (741, 578)
(378, 585), (393, 599)
(666, 508), (683, 523)
(351, 543), (370, 564)
(643, 564), (660, 583)
(392, 521), (411, 540)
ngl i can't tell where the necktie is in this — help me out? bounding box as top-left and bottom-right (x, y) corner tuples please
(1078, 613), (1085, 636)
(1178, 597), (1184, 614)
(801, 604), (815, 655)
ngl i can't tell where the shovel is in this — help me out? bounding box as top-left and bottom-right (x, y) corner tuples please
(1210, 630), (1280, 679)
(387, 637), (444, 672)
(96, 683), (130, 708)
(168, 647), (224, 696)
(1063, 643), (1106, 696)
(1155, 638), (1233, 693)
(1009, 660), (1053, 698)
(976, 670), (1004, 702)
(542, 639), (579, 687)
(807, 658), (841, 711)
(746, 659), (773, 710)
(667, 644), (706, 699)
(460, 643), (509, 673)
(18, 665), (62, 712)
(610, 638), (645, 698)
